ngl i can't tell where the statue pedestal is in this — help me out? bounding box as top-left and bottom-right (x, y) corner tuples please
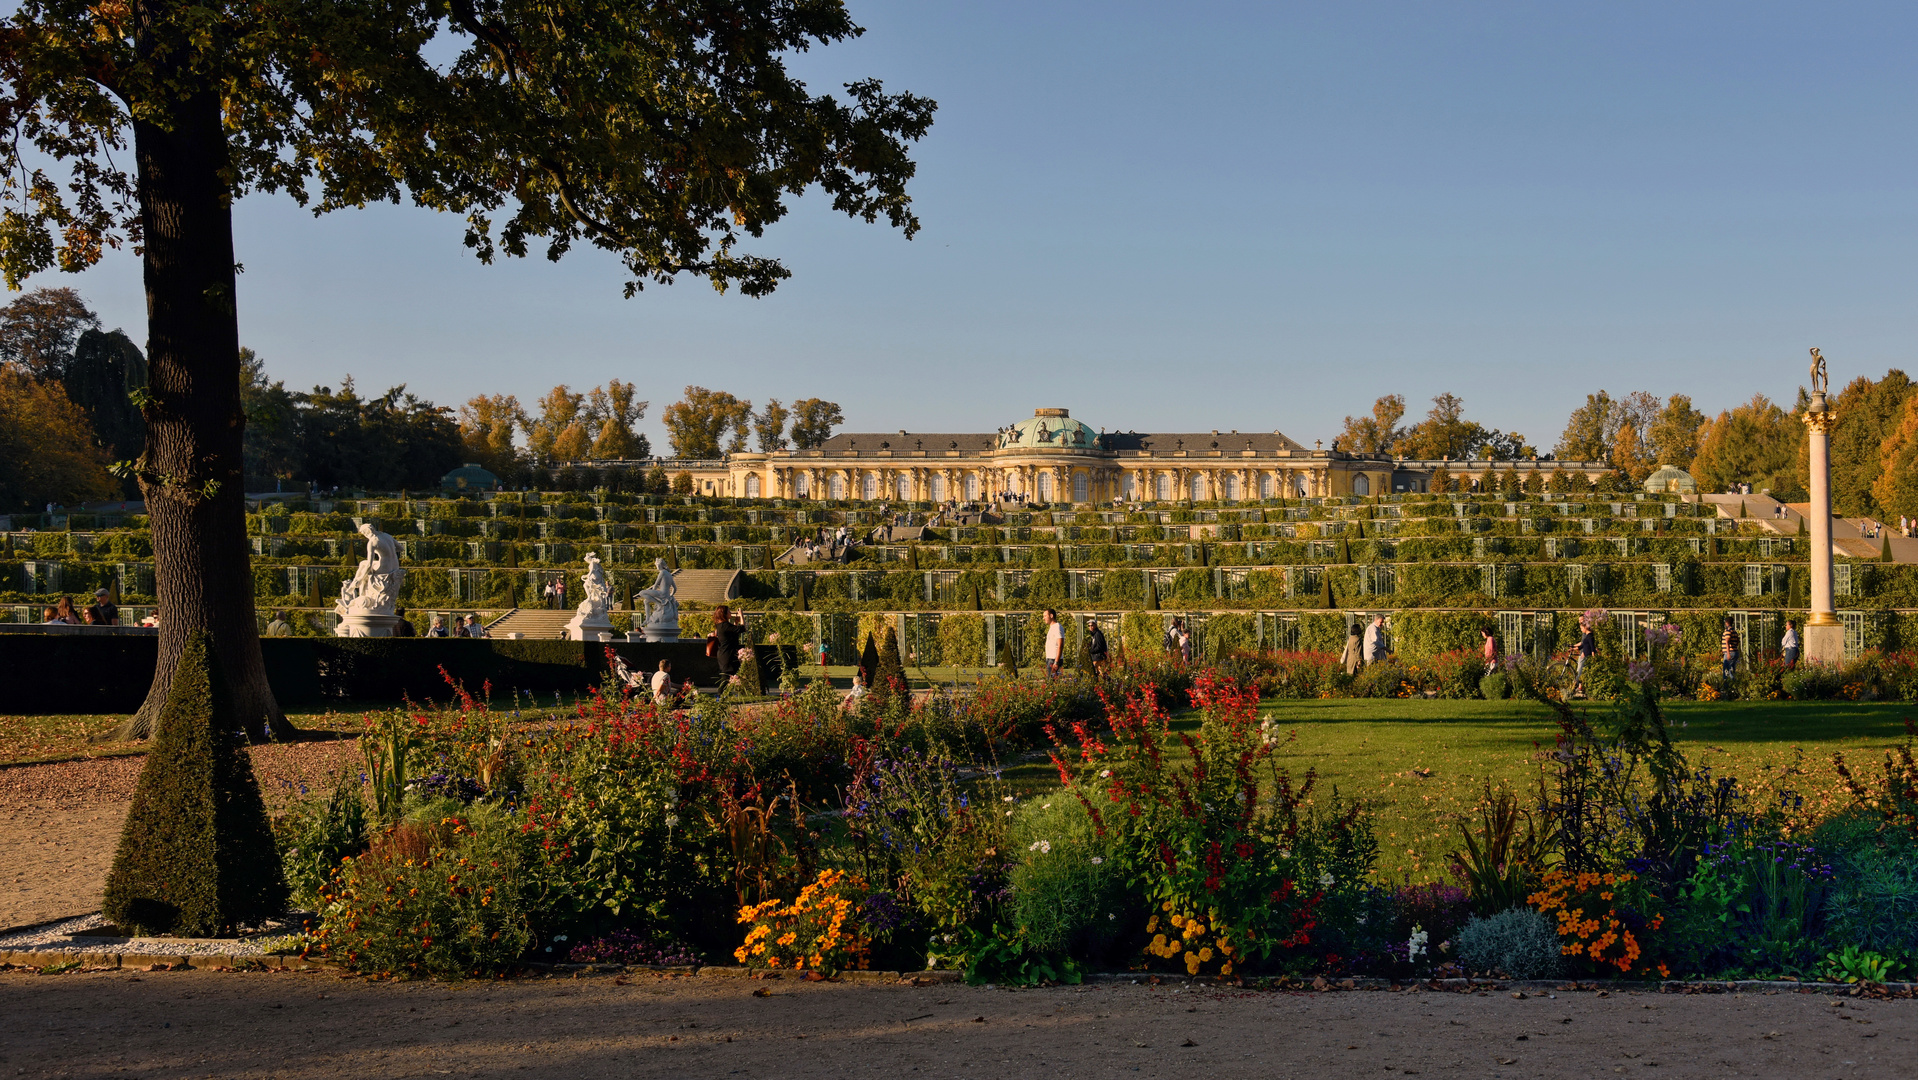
(635, 624), (681, 643)
(1804, 622), (1845, 666)
(335, 612), (401, 638)
(565, 612), (617, 641)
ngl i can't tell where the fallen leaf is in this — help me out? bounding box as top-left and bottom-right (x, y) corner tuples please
(971, 1017), (986, 1024)
(751, 988), (772, 998)
(1497, 1058), (1517, 1066)
(1181, 1038), (1197, 1047)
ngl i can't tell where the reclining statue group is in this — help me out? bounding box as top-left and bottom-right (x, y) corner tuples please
(334, 521), (679, 641)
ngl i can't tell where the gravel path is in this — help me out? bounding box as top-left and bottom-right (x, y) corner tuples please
(0, 738), (358, 932)
(0, 970), (1912, 1079)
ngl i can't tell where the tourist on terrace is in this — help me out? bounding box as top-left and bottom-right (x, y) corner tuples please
(1720, 618), (1741, 680)
(428, 615), (448, 637)
(1782, 619), (1800, 670)
(1574, 615), (1596, 696)
(264, 610), (293, 637)
(464, 614), (485, 638)
(1340, 624), (1363, 676)
(1042, 608), (1064, 679)
(1480, 625), (1497, 674)
(711, 605), (742, 684)
(651, 658), (681, 704)
(87, 588), (118, 626)
(52, 595), (81, 625)
(1086, 620), (1109, 672)
(1363, 614), (1388, 666)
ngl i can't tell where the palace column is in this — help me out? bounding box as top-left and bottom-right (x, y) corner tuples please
(1804, 369), (1844, 664)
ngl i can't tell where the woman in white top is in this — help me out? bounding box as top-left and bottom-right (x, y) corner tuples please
(651, 659), (679, 703)
(1042, 608), (1065, 679)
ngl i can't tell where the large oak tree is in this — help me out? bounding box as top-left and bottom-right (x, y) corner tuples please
(0, 0), (934, 739)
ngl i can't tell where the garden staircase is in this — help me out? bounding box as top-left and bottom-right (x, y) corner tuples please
(484, 608), (579, 639)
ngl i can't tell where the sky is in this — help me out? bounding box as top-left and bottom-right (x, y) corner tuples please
(30, 1), (1918, 453)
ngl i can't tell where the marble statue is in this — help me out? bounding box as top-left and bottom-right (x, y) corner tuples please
(1810, 347), (1828, 395)
(633, 557), (681, 642)
(335, 522), (404, 636)
(564, 551), (617, 641)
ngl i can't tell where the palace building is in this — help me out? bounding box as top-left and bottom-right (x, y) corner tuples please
(661, 408), (1612, 503)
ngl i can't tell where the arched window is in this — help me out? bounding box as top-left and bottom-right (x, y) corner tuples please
(1038, 472), (1054, 502)
(1223, 474), (1238, 500)
(929, 474), (946, 502)
(1073, 472), (1089, 502)
(1258, 472), (1273, 499)
(861, 473), (879, 500)
(794, 473), (810, 497)
(830, 474), (847, 500)
(1189, 475), (1204, 501)
(744, 474), (761, 498)
(898, 475), (913, 502)
(1122, 473), (1137, 499)
(964, 473), (979, 500)
(1155, 474), (1172, 501)
(1353, 473), (1371, 496)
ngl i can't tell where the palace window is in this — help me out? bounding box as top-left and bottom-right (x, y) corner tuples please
(1156, 474), (1172, 501)
(965, 473), (980, 501)
(897, 475), (912, 501)
(861, 473), (878, 500)
(744, 475), (761, 498)
(1038, 472), (1054, 502)
(1073, 472), (1089, 502)
(795, 473), (810, 497)
(930, 474), (946, 502)
(830, 475), (847, 499)
(1353, 474), (1371, 496)
(1259, 473), (1273, 498)
(1188, 475), (1204, 501)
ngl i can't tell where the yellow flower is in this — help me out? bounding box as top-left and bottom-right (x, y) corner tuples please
(1198, 947), (1214, 962)
(1152, 934), (1167, 950)
(1162, 900), (1174, 912)
(1169, 939), (1182, 953)
(1219, 961), (1233, 976)
(1185, 953), (1202, 974)
(1147, 915), (1159, 933)
(1171, 914), (1185, 928)
(1188, 922), (1206, 938)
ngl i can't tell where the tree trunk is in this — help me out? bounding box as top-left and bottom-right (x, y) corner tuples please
(108, 80), (291, 743)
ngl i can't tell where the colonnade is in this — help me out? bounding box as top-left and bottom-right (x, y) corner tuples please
(740, 463), (1349, 504)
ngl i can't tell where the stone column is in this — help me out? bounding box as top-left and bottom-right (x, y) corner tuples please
(1804, 385), (1843, 664)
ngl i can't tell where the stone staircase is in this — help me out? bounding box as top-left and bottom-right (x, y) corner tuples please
(484, 608), (579, 640)
(670, 569), (743, 605)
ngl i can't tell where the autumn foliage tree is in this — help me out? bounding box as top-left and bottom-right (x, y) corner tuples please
(0, 0), (934, 738)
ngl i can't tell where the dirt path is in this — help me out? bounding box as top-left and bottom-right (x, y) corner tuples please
(0, 970), (1911, 1079)
(0, 740), (357, 931)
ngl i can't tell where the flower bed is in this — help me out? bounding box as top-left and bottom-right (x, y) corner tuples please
(269, 641), (1918, 985)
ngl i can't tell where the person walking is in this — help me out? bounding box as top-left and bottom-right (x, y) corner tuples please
(710, 605), (742, 688)
(1042, 608), (1065, 679)
(1480, 625), (1498, 674)
(264, 610), (293, 637)
(1085, 620), (1109, 673)
(1720, 618), (1741, 680)
(1340, 623), (1363, 676)
(1362, 614), (1388, 666)
(1781, 619), (1800, 670)
(1574, 615), (1596, 697)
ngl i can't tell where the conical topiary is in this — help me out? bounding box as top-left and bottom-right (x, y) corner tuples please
(103, 632), (286, 936)
(796, 574), (811, 611)
(1882, 533), (1896, 563)
(1144, 574), (1160, 610)
(859, 633), (880, 689)
(967, 577), (983, 611)
(876, 621), (908, 692)
(908, 545), (921, 572)
(1320, 570), (1336, 610)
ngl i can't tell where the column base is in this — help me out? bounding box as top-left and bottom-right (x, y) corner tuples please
(1804, 622), (1845, 666)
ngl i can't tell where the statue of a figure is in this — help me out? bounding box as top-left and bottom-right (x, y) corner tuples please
(336, 522), (403, 616)
(575, 552), (611, 619)
(635, 557), (680, 640)
(1809, 347), (1828, 395)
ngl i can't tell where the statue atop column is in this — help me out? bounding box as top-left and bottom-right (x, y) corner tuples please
(1809, 347), (1828, 395)
(335, 522), (405, 636)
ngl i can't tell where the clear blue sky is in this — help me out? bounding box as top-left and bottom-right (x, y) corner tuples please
(35, 1), (1918, 452)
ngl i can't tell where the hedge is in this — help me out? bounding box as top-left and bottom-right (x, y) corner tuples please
(2, 636), (779, 715)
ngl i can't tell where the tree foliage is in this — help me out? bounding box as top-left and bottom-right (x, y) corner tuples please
(754, 398), (790, 452)
(1872, 391), (1918, 522)
(1690, 393), (1798, 495)
(0, 0), (935, 296)
(459, 393), (527, 479)
(0, 367), (118, 508)
(0, 287), (97, 377)
(1649, 393), (1707, 470)
(789, 397), (844, 449)
(587, 379), (650, 460)
(1337, 394), (1405, 455)
(291, 378), (464, 491)
(1822, 371), (1914, 518)
(663, 385), (752, 459)
(64, 327), (148, 471)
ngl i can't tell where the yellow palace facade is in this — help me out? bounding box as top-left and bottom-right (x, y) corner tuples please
(671, 408), (1609, 503)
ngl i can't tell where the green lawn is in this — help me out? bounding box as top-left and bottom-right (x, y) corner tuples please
(1254, 698), (1916, 880)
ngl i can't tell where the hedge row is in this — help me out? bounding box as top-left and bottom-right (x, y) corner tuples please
(5, 637), (783, 715)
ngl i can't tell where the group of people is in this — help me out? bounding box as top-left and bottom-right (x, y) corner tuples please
(40, 589), (120, 626)
(539, 577), (569, 609)
(1339, 614), (1393, 675)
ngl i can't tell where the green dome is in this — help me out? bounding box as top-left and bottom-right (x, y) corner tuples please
(1643, 464), (1695, 495)
(1000, 408), (1098, 450)
(442, 463), (500, 492)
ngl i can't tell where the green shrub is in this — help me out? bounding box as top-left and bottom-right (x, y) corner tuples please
(1480, 671), (1511, 700)
(273, 774), (369, 908)
(1008, 798), (1130, 958)
(1350, 660), (1414, 699)
(103, 632), (288, 935)
(313, 804), (531, 978)
(1455, 908), (1563, 978)
(936, 612), (986, 667)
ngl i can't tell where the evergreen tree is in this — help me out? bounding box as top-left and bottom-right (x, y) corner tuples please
(103, 632), (285, 935)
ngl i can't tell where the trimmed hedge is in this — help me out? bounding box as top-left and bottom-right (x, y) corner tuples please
(4, 636), (780, 714)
